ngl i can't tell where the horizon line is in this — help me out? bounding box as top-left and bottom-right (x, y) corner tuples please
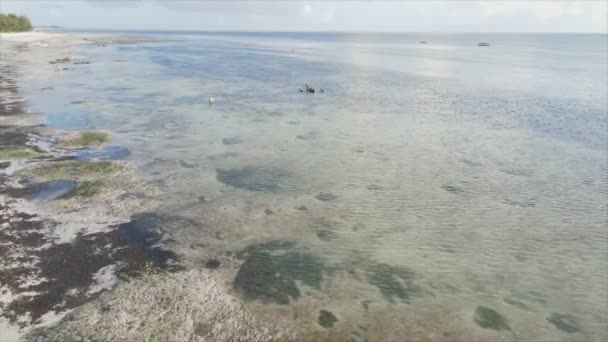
(36, 26), (608, 34)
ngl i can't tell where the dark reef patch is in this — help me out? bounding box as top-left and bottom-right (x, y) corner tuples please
(503, 296), (530, 311)
(113, 213), (186, 271)
(502, 198), (536, 208)
(501, 168), (533, 177)
(216, 167), (286, 192)
(234, 241), (324, 304)
(546, 313), (581, 333)
(179, 159), (198, 168)
(316, 230), (337, 242)
(318, 310), (338, 328)
(365, 263), (419, 303)
(221, 137), (243, 145)
(315, 192), (338, 201)
(474, 306), (510, 331)
(441, 185), (466, 194)
(0, 208), (181, 326)
(0, 127), (31, 146)
(310, 219), (338, 242)
(205, 258), (221, 269)
(58, 180), (102, 199)
(0, 65), (25, 116)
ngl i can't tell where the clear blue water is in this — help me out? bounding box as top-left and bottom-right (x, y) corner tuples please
(22, 31), (608, 340)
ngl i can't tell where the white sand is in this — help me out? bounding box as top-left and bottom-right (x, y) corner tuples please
(0, 31), (61, 43)
(29, 271), (293, 342)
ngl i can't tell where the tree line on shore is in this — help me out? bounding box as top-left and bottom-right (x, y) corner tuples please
(0, 13), (33, 32)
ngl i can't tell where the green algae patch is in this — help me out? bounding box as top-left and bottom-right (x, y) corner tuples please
(474, 306), (510, 331)
(318, 310), (338, 328)
(0, 146), (41, 160)
(58, 131), (109, 148)
(24, 161), (124, 181)
(546, 313), (580, 333)
(366, 263), (418, 303)
(58, 181), (103, 199)
(234, 241), (324, 304)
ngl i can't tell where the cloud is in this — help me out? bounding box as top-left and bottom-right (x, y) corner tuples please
(1, 0), (605, 32)
(299, 3), (312, 17)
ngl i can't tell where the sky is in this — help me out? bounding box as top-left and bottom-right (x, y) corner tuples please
(1, 0), (607, 33)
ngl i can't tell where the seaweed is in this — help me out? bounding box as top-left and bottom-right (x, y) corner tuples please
(315, 192), (338, 201)
(58, 180), (103, 199)
(474, 306), (510, 331)
(366, 263), (418, 303)
(216, 167), (286, 192)
(546, 313), (580, 333)
(0, 146), (40, 159)
(58, 131), (109, 148)
(318, 310), (338, 328)
(234, 241), (323, 304)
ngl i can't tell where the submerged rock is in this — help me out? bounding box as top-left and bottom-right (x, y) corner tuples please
(205, 258), (221, 269)
(216, 167), (286, 192)
(48, 57), (71, 64)
(179, 159), (198, 168)
(315, 192), (338, 202)
(316, 230), (337, 242)
(546, 313), (581, 333)
(318, 310), (338, 328)
(222, 137), (243, 145)
(502, 297), (530, 311)
(23, 160), (123, 181)
(474, 306), (510, 331)
(366, 263), (418, 303)
(58, 180), (103, 199)
(234, 241), (324, 304)
(366, 184), (383, 191)
(441, 185), (465, 194)
(58, 131), (109, 148)
(0, 145), (41, 159)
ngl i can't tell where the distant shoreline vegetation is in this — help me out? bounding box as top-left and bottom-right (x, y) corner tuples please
(0, 13), (33, 33)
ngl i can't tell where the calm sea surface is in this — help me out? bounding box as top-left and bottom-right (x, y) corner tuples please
(24, 31), (608, 340)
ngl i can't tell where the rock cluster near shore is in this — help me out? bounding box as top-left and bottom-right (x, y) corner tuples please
(0, 33), (168, 338)
(27, 271), (292, 342)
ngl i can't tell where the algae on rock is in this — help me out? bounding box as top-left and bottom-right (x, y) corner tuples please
(58, 131), (109, 148)
(0, 146), (41, 160)
(58, 180), (103, 199)
(24, 161), (123, 181)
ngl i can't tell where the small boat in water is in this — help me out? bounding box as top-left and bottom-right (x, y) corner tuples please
(477, 42), (490, 47)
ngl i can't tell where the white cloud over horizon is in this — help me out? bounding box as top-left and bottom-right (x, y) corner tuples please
(1, 0), (606, 33)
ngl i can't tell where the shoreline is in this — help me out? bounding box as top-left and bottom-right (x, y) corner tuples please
(0, 31), (294, 342)
(0, 31), (61, 42)
(0, 31), (170, 339)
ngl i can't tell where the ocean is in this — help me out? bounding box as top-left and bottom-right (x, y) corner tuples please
(14, 31), (608, 340)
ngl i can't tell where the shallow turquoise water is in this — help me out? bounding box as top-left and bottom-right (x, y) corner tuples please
(22, 32), (608, 340)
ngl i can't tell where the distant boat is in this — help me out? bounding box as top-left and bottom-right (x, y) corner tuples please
(419, 41), (428, 44)
(477, 42), (490, 47)
(305, 84), (315, 94)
